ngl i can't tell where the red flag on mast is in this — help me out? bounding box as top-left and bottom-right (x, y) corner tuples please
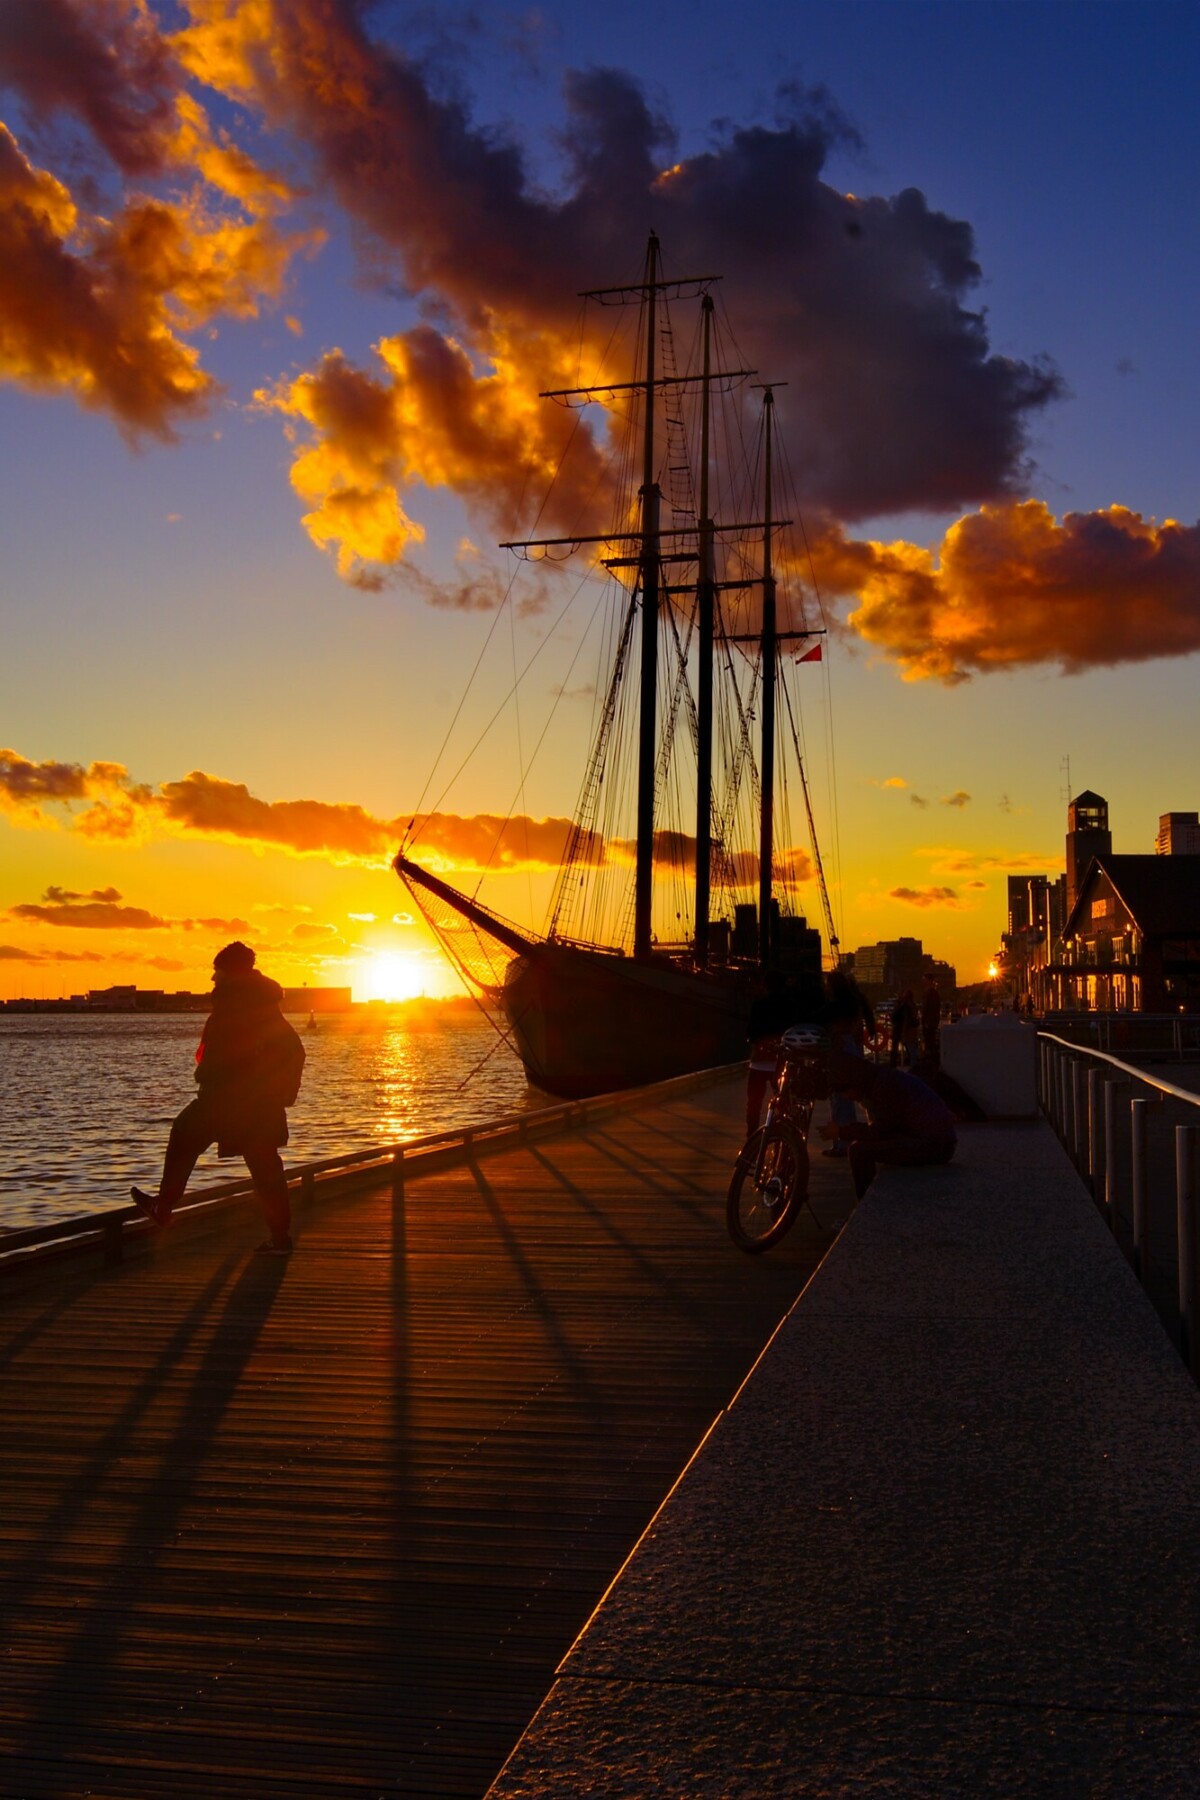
(796, 642), (822, 663)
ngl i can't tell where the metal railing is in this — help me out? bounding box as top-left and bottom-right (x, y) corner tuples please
(1039, 1012), (1200, 1060)
(1039, 1033), (1200, 1372)
(1, 1062), (744, 1281)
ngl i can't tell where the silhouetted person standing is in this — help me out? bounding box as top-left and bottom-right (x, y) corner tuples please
(890, 988), (919, 1068)
(823, 967), (876, 1157)
(132, 941), (305, 1255)
(921, 976), (942, 1066)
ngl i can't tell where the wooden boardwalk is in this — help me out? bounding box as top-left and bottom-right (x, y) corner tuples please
(0, 1076), (848, 1799)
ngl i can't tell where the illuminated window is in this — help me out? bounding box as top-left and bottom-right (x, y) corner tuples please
(1091, 897), (1112, 919)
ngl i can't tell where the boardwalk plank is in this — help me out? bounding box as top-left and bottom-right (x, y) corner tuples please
(0, 1079), (848, 1797)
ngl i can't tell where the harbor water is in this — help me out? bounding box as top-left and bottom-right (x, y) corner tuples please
(0, 1011), (539, 1234)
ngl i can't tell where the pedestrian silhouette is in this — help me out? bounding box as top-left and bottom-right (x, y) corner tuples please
(132, 941), (305, 1255)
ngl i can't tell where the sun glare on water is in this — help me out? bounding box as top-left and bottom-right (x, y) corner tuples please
(360, 951), (428, 1003)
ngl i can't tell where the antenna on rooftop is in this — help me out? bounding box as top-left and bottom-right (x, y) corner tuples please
(1060, 756), (1072, 806)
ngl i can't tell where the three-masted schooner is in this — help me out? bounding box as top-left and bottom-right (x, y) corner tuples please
(396, 235), (839, 1098)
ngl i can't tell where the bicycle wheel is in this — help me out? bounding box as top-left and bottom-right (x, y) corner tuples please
(726, 1123), (809, 1253)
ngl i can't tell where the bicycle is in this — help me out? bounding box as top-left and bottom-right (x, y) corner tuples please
(726, 1026), (831, 1253)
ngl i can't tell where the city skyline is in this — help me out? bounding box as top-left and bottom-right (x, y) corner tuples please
(3, 1), (1199, 1002)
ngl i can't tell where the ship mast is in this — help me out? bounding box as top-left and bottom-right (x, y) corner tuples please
(693, 295), (715, 967)
(633, 235), (662, 960)
(757, 387), (778, 969)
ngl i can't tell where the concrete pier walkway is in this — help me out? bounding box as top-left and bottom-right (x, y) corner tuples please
(0, 1075), (847, 1799)
(489, 1119), (1200, 1796)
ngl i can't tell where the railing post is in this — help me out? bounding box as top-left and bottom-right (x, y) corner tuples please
(1072, 1061), (1086, 1165)
(1176, 1124), (1197, 1373)
(1130, 1096), (1148, 1280)
(1054, 1049), (1067, 1138)
(1087, 1068), (1103, 1190)
(1103, 1078), (1124, 1224)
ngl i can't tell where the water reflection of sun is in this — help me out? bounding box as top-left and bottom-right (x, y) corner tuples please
(359, 950), (427, 1003)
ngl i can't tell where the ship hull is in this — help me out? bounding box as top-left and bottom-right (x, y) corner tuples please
(502, 943), (751, 1098)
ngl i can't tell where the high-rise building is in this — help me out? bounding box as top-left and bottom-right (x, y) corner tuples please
(848, 936), (925, 1000)
(1156, 812), (1200, 856)
(1008, 873), (1067, 942)
(1065, 790), (1111, 913)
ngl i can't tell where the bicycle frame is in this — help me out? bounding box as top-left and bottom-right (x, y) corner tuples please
(750, 1046), (823, 1186)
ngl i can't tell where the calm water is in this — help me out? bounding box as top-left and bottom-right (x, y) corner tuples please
(0, 1012), (540, 1233)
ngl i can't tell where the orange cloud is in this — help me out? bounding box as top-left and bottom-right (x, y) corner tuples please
(11, 886), (169, 929)
(813, 503), (1200, 683)
(0, 0), (319, 436)
(258, 321), (608, 589)
(915, 846), (1061, 876)
(1, 743), (809, 885)
(0, 942), (105, 963)
(1, 745), (594, 873)
(888, 886), (964, 910)
(0, 116), (316, 437)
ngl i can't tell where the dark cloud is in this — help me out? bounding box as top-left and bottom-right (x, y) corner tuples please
(0, 0), (180, 176)
(11, 886), (168, 929)
(889, 885), (963, 909)
(0, 745), (90, 806)
(43, 884), (121, 902)
(199, 1), (1060, 579)
(0, 944), (106, 962)
(607, 831), (813, 884)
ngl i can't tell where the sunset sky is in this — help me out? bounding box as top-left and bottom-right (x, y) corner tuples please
(2, 0), (1199, 1003)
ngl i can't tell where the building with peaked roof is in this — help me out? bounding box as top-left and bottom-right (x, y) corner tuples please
(1048, 855), (1200, 1012)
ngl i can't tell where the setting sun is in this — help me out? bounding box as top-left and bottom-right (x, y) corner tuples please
(359, 951), (428, 1003)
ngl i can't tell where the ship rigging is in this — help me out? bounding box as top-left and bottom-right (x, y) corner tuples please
(396, 234), (842, 1097)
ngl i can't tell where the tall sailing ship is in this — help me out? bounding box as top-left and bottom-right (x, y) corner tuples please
(396, 236), (841, 1098)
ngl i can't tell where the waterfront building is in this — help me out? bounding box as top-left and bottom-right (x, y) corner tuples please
(281, 986), (353, 1014)
(1048, 856), (1200, 1012)
(1156, 812), (1200, 856)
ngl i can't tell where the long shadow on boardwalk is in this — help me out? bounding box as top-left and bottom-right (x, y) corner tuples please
(0, 1083), (840, 1798)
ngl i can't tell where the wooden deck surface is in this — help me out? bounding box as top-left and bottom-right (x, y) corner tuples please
(0, 1077), (849, 1798)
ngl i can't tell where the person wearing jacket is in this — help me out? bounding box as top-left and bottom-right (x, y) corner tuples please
(819, 1051), (957, 1199)
(132, 941), (305, 1255)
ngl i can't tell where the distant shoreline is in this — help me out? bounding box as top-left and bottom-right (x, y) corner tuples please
(0, 994), (479, 1019)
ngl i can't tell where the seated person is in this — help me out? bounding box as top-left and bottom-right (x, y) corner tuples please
(820, 1051), (957, 1198)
